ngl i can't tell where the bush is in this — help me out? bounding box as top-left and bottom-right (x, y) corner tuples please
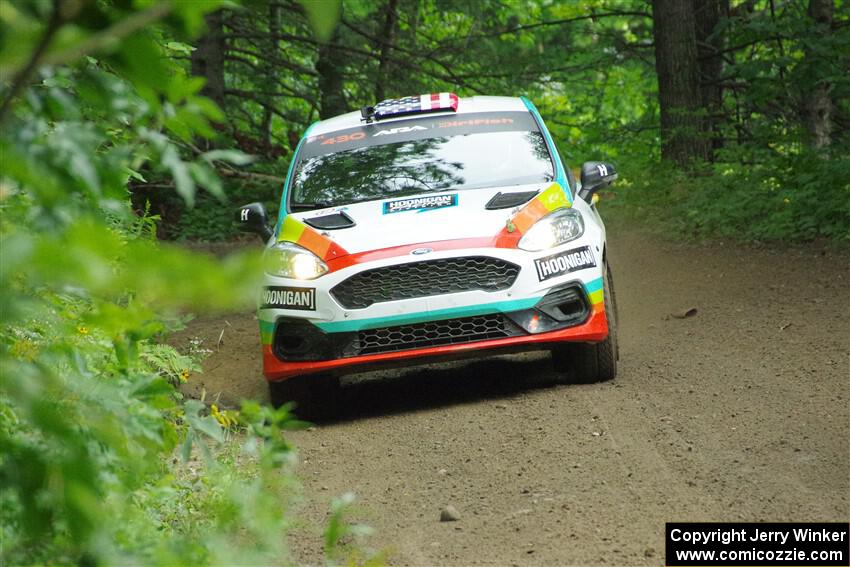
(0, 4), (379, 564)
(173, 186), (280, 242)
(610, 151), (850, 242)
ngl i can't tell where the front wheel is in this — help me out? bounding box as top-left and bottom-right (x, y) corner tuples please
(268, 373), (340, 422)
(552, 262), (619, 383)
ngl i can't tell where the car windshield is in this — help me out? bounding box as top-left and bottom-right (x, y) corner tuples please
(289, 113), (554, 209)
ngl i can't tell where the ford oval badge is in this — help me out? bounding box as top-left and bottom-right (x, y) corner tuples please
(411, 247), (433, 255)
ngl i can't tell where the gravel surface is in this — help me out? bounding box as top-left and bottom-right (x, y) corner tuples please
(176, 226), (849, 566)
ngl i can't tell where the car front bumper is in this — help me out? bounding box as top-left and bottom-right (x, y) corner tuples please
(258, 239), (609, 382)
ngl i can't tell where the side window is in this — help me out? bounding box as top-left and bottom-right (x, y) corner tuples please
(556, 146), (577, 195)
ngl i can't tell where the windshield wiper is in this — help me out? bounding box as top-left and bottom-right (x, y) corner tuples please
(291, 201), (334, 211)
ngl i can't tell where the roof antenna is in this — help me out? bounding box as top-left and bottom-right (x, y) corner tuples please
(360, 106), (375, 123)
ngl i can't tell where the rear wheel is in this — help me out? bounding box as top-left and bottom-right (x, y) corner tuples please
(552, 262), (619, 383)
(268, 373), (340, 422)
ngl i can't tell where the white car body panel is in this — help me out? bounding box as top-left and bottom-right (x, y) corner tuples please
(292, 182), (548, 254)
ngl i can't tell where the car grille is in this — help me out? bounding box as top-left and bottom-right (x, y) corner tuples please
(355, 314), (524, 356)
(330, 257), (520, 309)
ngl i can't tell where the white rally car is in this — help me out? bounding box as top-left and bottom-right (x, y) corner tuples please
(237, 94), (619, 413)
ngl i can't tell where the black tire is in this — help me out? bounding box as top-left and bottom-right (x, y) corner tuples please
(268, 373), (340, 422)
(552, 262), (619, 383)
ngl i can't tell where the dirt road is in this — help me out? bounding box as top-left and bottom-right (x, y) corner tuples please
(178, 224), (849, 566)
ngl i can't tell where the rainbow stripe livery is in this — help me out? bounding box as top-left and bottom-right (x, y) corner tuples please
(253, 95), (616, 390)
(277, 215), (348, 261)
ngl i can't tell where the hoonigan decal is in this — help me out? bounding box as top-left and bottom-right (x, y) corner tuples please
(534, 246), (596, 281)
(262, 286), (316, 310)
(383, 194), (458, 214)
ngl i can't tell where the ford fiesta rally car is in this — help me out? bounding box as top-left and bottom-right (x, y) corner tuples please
(236, 93), (619, 414)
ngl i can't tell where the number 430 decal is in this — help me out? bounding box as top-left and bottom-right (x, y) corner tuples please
(321, 132), (366, 145)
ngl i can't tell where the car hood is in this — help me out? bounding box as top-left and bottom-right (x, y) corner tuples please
(290, 183), (551, 255)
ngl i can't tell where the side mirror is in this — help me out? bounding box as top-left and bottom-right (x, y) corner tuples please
(235, 202), (273, 242)
(579, 161), (618, 202)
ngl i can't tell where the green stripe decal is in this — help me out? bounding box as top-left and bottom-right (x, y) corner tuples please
(276, 121), (319, 234)
(521, 96), (572, 206)
(315, 297), (542, 333)
(259, 320), (276, 345)
(584, 277), (603, 294)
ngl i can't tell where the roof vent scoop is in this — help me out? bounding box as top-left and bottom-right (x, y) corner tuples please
(485, 191), (539, 210)
(361, 92), (459, 122)
(303, 211), (355, 230)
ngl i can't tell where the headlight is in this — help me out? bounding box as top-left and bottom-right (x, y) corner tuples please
(518, 208), (585, 251)
(263, 242), (328, 279)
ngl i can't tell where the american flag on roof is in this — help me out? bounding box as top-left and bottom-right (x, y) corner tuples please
(373, 92), (459, 119)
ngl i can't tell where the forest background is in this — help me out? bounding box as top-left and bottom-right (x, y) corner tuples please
(164, 0), (849, 242)
(1, 0), (848, 565)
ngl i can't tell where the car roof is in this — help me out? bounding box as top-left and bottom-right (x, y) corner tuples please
(307, 95), (529, 137)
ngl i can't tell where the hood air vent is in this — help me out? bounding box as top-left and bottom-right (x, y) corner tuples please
(303, 211), (355, 230)
(485, 191), (539, 210)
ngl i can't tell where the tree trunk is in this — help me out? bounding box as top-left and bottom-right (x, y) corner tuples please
(374, 0), (399, 102)
(316, 28), (348, 119)
(190, 10), (227, 110)
(652, 0), (710, 167)
(693, 0), (728, 159)
(802, 0), (834, 151)
(261, 4), (281, 149)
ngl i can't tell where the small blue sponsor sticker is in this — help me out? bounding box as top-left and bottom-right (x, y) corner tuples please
(383, 193), (458, 214)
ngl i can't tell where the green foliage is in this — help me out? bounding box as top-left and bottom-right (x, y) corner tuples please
(324, 492), (383, 567)
(611, 151), (850, 242)
(0, 289), (294, 565)
(0, 1), (379, 565)
(299, 0), (343, 42)
(172, 184), (279, 242)
(167, 0), (847, 243)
